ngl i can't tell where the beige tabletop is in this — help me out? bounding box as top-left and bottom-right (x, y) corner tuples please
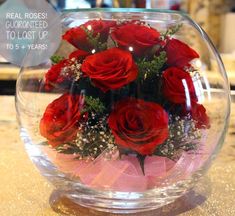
(0, 95), (235, 216)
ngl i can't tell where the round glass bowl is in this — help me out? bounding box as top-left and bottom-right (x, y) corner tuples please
(16, 9), (230, 213)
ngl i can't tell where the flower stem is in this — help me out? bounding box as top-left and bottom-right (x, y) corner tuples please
(137, 154), (146, 175)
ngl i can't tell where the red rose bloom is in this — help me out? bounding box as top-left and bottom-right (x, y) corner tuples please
(69, 49), (90, 60)
(191, 103), (210, 129)
(44, 50), (87, 90)
(44, 59), (70, 90)
(62, 20), (116, 51)
(108, 98), (169, 155)
(111, 23), (160, 56)
(162, 67), (197, 104)
(165, 38), (199, 69)
(81, 48), (138, 92)
(40, 93), (87, 147)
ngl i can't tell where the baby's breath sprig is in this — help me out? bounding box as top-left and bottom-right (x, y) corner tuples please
(56, 114), (116, 160)
(75, 114), (116, 159)
(155, 115), (202, 159)
(116, 19), (145, 26)
(60, 58), (82, 82)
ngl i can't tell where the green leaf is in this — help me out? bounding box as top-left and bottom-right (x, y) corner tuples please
(136, 51), (167, 80)
(161, 23), (183, 39)
(83, 96), (105, 114)
(50, 55), (64, 64)
(81, 26), (107, 51)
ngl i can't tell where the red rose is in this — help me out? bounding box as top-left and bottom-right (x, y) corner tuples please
(44, 50), (87, 90)
(162, 67), (197, 104)
(81, 48), (138, 92)
(40, 93), (87, 147)
(69, 49), (90, 60)
(62, 20), (116, 51)
(44, 59), (70, 90)
(108, 98), (169, 155)
(111, 23), (160, 56)
(190, 103), (210, 129)
(165, 38), (199, 69)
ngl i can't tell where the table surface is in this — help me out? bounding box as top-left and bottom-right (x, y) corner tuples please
(0, 95), (235, 216)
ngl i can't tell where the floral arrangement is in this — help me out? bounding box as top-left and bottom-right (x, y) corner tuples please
(39, 19), (210, 183)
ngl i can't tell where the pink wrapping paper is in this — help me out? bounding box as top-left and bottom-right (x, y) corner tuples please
(42, 130), (216, 192)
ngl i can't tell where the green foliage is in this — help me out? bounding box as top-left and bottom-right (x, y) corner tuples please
(154, 116), (201, 159)
(137, 51), (167, 80)
(56, 115), (115, 159)
(50, 55), (64, 64)
(161, 23), (183, 39)
(56, 144), (80, 154)
(84, 96), (105, 114)
(81, 26), (107, 51)
(56, 141), (107, 158)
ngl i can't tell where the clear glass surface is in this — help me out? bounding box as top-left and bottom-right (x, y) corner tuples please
(16, 9), (230, 213)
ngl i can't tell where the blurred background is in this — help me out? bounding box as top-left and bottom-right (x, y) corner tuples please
(0, 0), (235, 94)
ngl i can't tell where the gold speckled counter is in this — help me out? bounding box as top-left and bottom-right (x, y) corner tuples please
(0, 95), (235, 216)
